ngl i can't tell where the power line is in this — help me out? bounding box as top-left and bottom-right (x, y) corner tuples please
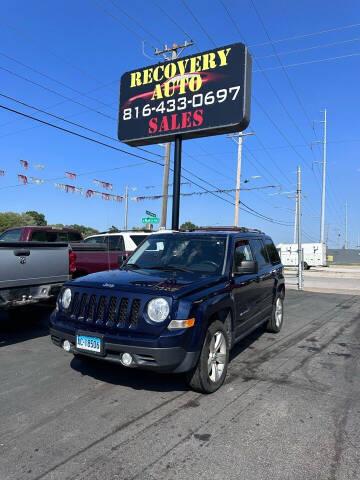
(108, 0), (163, 45)
(249, 22), (360, 48)
(0, 92), (162, 158)
(255, 36), (360, 60)
(0, 101), (292, 224)
(0, 51), (117, 111)
(0, 18), (117, 94)
(0, 65), (116, 120)
(253, 52), (360, 72)
(91, 0), (158, 49)
(180, 0), (216, 47)
(151, 0), (193, 42)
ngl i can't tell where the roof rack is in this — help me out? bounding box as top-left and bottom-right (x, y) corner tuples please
(188, 226), (264, 233)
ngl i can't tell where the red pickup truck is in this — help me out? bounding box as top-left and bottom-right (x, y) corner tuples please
(70, 231), (152, 278)
(0, 226), (83, 243)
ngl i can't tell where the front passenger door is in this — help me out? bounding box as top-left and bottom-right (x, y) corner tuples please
(231, 239), (260, 338)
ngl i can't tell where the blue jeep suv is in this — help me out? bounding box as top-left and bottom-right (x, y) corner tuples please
(50, 228), (285, 393)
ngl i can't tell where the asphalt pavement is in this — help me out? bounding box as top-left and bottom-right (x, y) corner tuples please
(0, 291), (359, 480)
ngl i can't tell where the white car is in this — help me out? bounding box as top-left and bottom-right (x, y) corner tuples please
(84, 229), (174, 253)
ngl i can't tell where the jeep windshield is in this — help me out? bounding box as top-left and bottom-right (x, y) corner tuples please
(125, 234), (226, 274)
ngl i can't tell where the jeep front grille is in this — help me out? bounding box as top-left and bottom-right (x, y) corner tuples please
(68, 292), (142, 330)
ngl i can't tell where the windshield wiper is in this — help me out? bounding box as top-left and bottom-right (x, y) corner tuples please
(124, 263), (142, 270)
(148, 265), (192, 273)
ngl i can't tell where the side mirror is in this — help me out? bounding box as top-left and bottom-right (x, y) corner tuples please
(234, 260), (258, 275)
(118, 253), (127, 268)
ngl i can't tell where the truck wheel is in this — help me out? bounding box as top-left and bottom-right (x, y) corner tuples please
(266, 293), (284, 333)
(185, 320), (229, 394)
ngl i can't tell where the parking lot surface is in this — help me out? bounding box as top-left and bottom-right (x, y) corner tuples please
(1, 290), (359, 480)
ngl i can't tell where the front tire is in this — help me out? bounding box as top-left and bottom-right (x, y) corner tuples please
(185, 320), (229, 394)
(266, 293), (284, 333)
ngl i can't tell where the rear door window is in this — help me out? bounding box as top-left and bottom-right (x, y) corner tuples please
(0, 229), (22, 241)
(84, 236), (105, 244)
(250, 239), (270, 268)
(68, 231), (82, 242)
(130, 235), (148, 246)
(264, 238), (281, 265)
(108, 235), (125, 251)
(30, 230), (47, 241)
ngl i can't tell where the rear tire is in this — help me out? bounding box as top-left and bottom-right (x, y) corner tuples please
(185, 320), (229, 394)
(266, 293), (284, 333)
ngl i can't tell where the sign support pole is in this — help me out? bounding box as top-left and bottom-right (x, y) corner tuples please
(171, 136), (182, 230)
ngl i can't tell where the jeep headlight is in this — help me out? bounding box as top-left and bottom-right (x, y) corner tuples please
(147, 298), (170, 323)
(61, 288), (72, 310)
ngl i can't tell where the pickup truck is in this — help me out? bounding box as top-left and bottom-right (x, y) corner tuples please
(0, 242), (71, 313)
(0, 226), (83, 243)
(50, 228), (285, 393)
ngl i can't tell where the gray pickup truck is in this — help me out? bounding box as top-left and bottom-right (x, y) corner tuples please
(0, 242), (71, 312)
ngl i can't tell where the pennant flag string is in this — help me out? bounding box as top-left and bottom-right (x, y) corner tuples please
(65, 171), (77, 180)
(29, 177), (44, 184)
(55, 182), (83, 194)
(18, 174), (28, 184)
(94, 179), (113, 191)
(34, 164), (45, 170)
(20, 159), (29, 169)
(86, 188), (123, 201)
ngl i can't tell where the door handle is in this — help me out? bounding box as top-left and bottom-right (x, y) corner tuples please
(14, 249), (30, 256)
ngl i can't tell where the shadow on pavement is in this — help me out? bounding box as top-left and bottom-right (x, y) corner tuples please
(70, 354), (189, 393)
(0, 306), (53, 348)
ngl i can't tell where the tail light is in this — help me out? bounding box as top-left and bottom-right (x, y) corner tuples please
(69, 250), (77, 274)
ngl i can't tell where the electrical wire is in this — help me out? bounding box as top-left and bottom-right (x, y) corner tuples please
(108, 0), (163, 45)
(0, 65), (116, 121)
(0, 18), (117, 94)
(151, 0), (193, 42)
(255, 37), (360, 60)
(92, 0), (158, 49)
(0, 51), (117, 111)
(180, 0), (217, 48)
(249, 22), (360, 48)
(253, 52), (360, 72)
(0, 92), (161, 158)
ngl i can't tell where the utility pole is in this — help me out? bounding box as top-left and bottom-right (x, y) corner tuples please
(124, 185), (129, 230)
(293, 198), (298, 244)
(314, 109), (327, 243)
(155, 41), (194, 230)
(345, 200), (348, 249)
(227, 131), (254, 227)
(160, 142), (171, 229)
(297, 166), (303, 291)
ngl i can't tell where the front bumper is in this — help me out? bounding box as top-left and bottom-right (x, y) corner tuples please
(50, 327), (199, 373)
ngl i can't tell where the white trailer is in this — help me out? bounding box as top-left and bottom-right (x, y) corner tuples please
(276, 242), (327, 269)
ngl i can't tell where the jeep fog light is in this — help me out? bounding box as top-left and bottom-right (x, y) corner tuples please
(63, 340), (71, 352)
(168, 318), (195, 330)
(121, 352), (133, 367)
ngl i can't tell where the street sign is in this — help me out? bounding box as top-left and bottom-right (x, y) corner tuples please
(118, 42), (252, 146)
(146, 210), (156, 218)
(142, 217), (160, 224)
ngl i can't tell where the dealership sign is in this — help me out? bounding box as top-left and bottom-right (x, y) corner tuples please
(118, 42), (252, 146)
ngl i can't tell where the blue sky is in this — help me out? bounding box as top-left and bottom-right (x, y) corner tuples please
(0, 0), (359, 247)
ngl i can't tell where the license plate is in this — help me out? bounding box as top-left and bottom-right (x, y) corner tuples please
(76, 334), (101, 353)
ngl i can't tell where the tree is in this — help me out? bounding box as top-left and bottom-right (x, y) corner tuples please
(26, 210), (47, 226)
(108, 225), (120, 233)
(180, 221), (197, 230)
(0, 211), (35, 232)
(69, 224), (99, 238)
